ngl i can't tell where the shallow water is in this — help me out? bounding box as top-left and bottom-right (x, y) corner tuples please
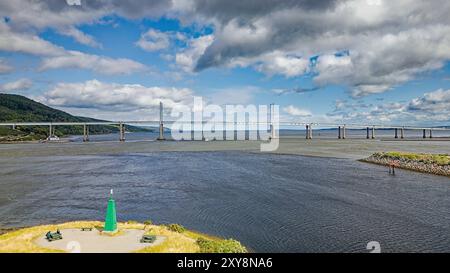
(0, 151), (449, 252)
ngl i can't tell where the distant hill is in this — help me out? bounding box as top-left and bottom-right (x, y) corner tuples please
(0, 93), (150, 141)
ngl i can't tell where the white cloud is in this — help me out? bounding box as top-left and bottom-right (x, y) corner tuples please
(328, 89), (450, 125)
(407, 89), (450, 116)
(175, 35), (214, 73)
(57, 26), (102, 48)
(0, 21), (148, 75)
(41, 79), (195, 112)
(283, 105), (312, 117)
(185, 0), (450, 96)
(0, 21), (65, 56)
(136, 29), (170, 52)
(0, 78), (32, 92)
(39, 51), (148, 75)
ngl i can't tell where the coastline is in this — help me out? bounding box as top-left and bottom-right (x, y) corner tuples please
(361, 152), (449, 177)
(0, 221), (247, 253)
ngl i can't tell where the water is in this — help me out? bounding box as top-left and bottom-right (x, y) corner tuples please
(67, 129), (450, 142)
(0, 150), (449, 252)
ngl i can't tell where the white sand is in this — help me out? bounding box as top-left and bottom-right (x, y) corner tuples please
(35, 229), (165, 253)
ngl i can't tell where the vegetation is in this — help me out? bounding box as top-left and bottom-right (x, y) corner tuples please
(165, 223), (186, 233)
(0, 94), (150, 141)
(377, 152), (449, 166)
(196, 237), (248, 253)
(0, 221), (246, 253)
(362, 152), (450, 176)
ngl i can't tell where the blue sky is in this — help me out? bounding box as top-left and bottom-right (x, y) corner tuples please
(1, 1), (450, 126)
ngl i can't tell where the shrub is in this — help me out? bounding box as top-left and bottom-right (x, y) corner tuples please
(126, 220), (139, 224)
(144, 220), (153, 225)
(166, 224), (186, 233)
(197, 237), (247, 253)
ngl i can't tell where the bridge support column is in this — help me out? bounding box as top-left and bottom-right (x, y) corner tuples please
(119, 123), (125, 142)
(83, 124), (89, 142)
(157, 102), (166, 140)
(49, 124), (52, 138)
(366, 127), (370, 139)
(305, 125), (309, 139)
(401, 127), (404, 139)
(395, 128), (398, 139)
(429, 130), (433, 139)
(309, 124), (313, 139)
(342, 125), (346, 139)
(270, 124), (275, 140)
(338, 126), (341, 139)
(371, 126), (375, 139)
(423, 129), (426, 138)
(12, 124), (16, 130)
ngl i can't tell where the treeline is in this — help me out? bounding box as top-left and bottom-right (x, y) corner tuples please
(0, 93), (151, 141)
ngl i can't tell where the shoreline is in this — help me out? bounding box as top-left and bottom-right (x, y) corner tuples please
(361, 152), (449, 177)
(0, 221), (247, 253)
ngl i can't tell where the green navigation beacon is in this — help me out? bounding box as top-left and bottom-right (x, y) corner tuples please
(104, 189), (118, 233)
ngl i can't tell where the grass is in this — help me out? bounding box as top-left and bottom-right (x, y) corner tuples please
(379, 152), (450, 165)
(0, 221), (246, 253)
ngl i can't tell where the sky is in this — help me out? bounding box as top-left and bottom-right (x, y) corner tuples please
(0, 0), (450, 126)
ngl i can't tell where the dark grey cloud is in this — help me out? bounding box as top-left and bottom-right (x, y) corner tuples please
(190, 0), (339, 23)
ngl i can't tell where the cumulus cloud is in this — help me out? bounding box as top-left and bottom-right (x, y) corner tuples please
(136, 29), (170, 52)
(283, 105), (312, 117)
(0, 21), (148, 75)
(0, 21), (65, 56)
(41, 79), (195, 112)
(179, 0), (450, 96)
(175, 34), (214, 73)
(328, 89), (450, 125)
(0, 78), (32, 92)
(39, 51), (148, 75)
(407, 89), (450, 116)
(2, 0), (450, 99)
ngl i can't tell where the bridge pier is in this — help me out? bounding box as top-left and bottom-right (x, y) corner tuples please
(342, 125), (346, 139)
(270, 124), (275, 140)
(83, 124), (89, 142)
(338, 126), (341, 139)
(395, 128), (398, 139)
(119, 123), (125, 142)
(305, 124), (312, 139)
(371, 126), (375, 139)
(48, 124), (52, 138)
(366, 127), (370, 139)
(157, 102), (165, 140)
(423, 129), (426, 139)
(401, 127), (404, 139)
(429, 129), (433, 139)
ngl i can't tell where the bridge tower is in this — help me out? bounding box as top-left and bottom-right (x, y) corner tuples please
(157, 101), (166, 140)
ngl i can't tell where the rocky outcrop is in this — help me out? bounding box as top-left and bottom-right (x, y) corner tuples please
(362, 152), (450, 177)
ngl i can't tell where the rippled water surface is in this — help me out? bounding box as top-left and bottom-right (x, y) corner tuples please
(0, 151), (449, 252)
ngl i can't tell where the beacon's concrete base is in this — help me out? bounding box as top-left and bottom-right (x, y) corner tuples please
(35, 228), (165, 253)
